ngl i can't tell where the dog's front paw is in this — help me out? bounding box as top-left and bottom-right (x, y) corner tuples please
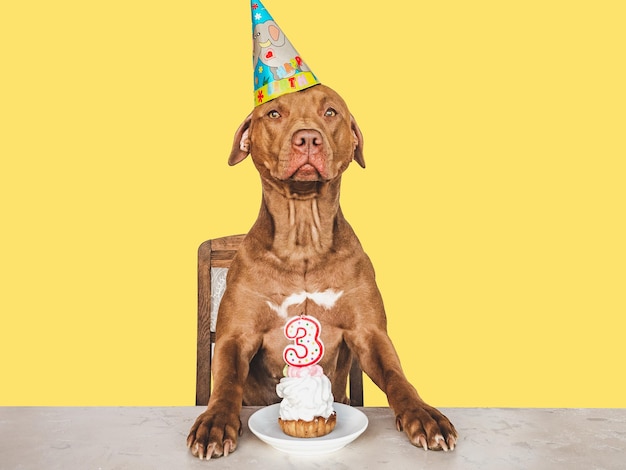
(395, 404), (458, 451)
(187, 409), (242, 459)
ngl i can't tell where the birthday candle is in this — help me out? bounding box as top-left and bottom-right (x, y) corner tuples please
(283, 315), (324, 367)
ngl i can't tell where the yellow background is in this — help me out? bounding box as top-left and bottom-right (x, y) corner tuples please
(1, 1), (624, 407)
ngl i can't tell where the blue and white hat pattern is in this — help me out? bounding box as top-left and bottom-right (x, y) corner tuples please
(251, 0), (320, 106)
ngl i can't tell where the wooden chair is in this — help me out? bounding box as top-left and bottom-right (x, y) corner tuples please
(195, 234), (364, 407)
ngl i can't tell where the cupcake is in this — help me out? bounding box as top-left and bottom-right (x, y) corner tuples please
(276, 315), (336, 438)
(276, 364), (336, 438)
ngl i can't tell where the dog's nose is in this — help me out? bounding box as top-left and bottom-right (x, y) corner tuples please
(292, 129), (323, 149)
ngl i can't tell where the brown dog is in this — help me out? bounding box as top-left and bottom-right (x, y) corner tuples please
(187, 84), (457, 459)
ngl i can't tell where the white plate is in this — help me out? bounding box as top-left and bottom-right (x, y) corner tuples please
(248, 403), (368, 456)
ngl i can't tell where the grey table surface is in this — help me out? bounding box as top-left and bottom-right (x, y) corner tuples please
(0, 406), (624, 470)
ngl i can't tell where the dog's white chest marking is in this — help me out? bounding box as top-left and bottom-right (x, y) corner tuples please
(266, 289), (343, 318)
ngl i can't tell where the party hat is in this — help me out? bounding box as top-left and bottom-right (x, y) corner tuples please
(251, 0), (320, 106)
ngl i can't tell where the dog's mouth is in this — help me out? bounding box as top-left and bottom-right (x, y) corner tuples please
(290, 163), (320, 181)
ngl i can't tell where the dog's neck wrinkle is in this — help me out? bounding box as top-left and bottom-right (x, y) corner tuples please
(258, 180), (341, 263)
(288, 197), (323, 251)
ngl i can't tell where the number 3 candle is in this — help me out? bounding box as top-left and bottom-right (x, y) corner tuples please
(283, 315), (324, 367)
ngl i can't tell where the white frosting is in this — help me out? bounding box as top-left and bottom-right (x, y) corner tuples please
(276, 373), (335, 421)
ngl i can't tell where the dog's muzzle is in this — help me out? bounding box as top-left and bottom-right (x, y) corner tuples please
(283, 129), (329, 181)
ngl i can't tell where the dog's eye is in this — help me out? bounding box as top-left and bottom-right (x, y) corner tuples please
(324, 108), (337, 117)
(268, 110), (281, 119)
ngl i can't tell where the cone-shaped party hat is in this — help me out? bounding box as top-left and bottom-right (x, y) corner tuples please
(251, 0), (320, 106)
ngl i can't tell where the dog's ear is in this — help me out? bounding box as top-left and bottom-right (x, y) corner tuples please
(351, 115), (365, 168)
(228, 113), (253, 166)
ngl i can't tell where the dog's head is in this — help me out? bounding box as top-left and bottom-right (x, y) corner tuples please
(229, 85), (365, 193)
